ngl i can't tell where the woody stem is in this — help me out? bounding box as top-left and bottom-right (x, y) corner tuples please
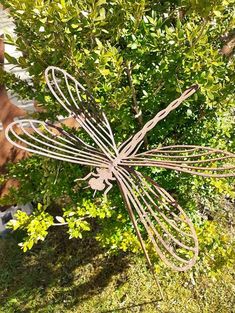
(125, 61), (148, 149)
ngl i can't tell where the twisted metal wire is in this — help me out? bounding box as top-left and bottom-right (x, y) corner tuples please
(119, 85), (199, 157)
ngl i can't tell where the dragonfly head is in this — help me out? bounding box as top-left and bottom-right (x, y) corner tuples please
(112, 156), (121, 167)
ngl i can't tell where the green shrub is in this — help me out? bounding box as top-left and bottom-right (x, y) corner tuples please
(1, 0), (234, 276)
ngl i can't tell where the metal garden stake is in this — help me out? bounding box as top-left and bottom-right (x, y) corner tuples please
(5, 67), (235, 298)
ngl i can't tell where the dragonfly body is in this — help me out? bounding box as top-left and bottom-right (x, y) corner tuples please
(86, 167), (116, 194)
(84, 156), (125, 194)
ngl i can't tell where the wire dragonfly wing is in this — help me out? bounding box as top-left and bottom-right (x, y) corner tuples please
(114, 166), (198, 271)
(118, 85), (199, 158)
(45, 66), (118, 160)
(121, 145), (235, 178)
(5, 119), (110, 168)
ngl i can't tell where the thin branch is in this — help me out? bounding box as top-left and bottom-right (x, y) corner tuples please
(52, 205), (116, 227)
(153, 80), (164, 96)
(52, 216), (87, 226)
(125, 61), (148, 148)
(191, 18), (209, 49)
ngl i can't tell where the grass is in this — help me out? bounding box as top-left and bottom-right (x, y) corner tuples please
(0, 225), (234, 313)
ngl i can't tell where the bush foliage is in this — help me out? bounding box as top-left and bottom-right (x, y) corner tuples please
(1, 0), (234, 276)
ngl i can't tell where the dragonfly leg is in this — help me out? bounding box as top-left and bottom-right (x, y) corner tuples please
(103, 180), (113, 195)
(74, 172), (98, 182)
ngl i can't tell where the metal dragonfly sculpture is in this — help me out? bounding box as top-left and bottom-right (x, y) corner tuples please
(5, 67), (235, 283)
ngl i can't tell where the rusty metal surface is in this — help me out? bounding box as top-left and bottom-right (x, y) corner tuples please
(5, 67), (235, 292)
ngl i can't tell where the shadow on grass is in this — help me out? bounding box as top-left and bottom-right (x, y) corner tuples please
(0, 227), (130, 312)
